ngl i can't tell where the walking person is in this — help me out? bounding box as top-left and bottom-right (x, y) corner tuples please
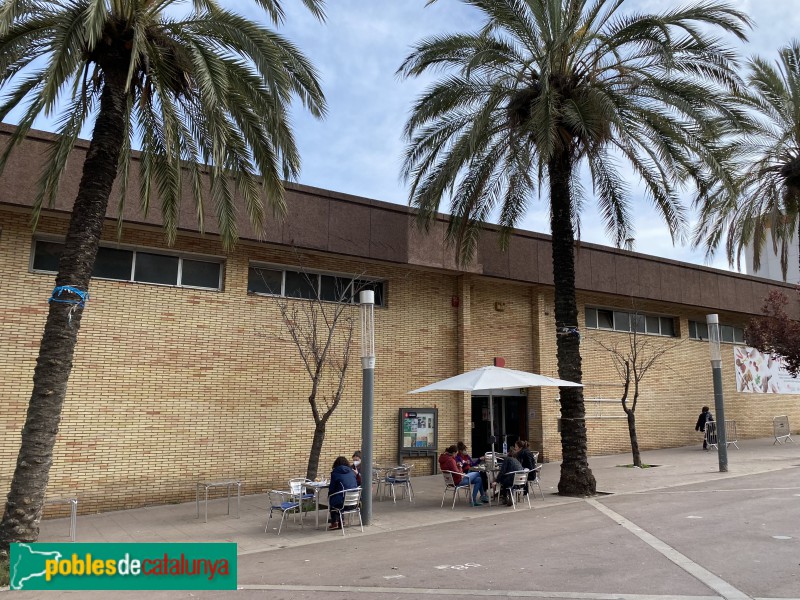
(695, 406), (714, 450)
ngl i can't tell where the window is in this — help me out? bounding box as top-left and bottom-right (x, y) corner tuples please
(247, 264), (386, 306)
(32, 240), (63, 272)
(94, 247), (133, 280)
(284, 270), (317, 299)
(585, 307), (677, 337)
(31, 239), (223, 290)
(689, 320), (744, 344)
(248, 267), (282, 295)
(135, 252), (179, 285)
(181, 259), (222, 289)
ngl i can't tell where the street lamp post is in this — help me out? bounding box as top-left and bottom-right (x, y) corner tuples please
(360, 290), (375, 525)
(706, 314), (728, 472)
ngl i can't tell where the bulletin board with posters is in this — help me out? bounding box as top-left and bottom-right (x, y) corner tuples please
(397, 408), (439, 473)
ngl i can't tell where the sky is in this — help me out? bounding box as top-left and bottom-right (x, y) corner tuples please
(259, 0), (800, 273)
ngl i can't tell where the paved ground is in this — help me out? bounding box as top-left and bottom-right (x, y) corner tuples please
(10, 437), (800, 599)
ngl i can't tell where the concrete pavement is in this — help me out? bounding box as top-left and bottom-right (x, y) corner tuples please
(17, 437), (800, 598)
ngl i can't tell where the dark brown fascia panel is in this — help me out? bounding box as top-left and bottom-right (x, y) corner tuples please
(0, 123), (796, 317)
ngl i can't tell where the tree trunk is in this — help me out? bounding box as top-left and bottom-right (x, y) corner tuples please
(548, 148), (596, 496)
(626, 409), (641, 467)
(306, 421), (326, 481)
(0, 78), (127, 556)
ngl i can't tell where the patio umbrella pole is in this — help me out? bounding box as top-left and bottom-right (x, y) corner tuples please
(489, 392), (495, 455)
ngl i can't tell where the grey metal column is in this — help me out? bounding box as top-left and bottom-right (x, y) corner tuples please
(707, 314), (728, 472)
(360, 290), (376, 525)
(361, 359), (374, 524)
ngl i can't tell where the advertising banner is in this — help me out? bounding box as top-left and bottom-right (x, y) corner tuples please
(734, 346), (800, 394)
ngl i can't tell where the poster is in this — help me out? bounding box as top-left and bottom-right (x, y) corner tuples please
(734, 346), (800, 394)
(402, 410), (435, 448)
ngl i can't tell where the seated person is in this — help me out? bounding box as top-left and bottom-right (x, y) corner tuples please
(439, 445), (489, 506)
(351, 450), (362, 486)
(513, 440), (537, 495)
(496, 452), (523, 506)
(328, 456), (358, 530)
(455, 441), (487, 491)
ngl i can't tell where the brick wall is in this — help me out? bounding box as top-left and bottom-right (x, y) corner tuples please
(1, 209), (798, 514)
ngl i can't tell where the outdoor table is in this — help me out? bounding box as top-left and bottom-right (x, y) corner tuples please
(195, 479), (242, 523)
(302, 480), (329, 529)
(469, 464), (499, 495)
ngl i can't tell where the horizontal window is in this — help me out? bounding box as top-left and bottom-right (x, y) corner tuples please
(585, 307), (677, 337)
(31, 239), (222, 290)
(689, 320), (744, 344)
(247, 264), (385, 306)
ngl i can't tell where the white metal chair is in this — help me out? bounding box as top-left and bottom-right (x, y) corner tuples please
(441, 470), (472, 509)
(509, 470), (532, 510)
(382, 466), (413, 503)
(328, 487), (363, 536)
(484, 453), (501, 487)
(266, 490), (302, 535)
(527, 465), (544, 500)
(288, 478), (315, 500)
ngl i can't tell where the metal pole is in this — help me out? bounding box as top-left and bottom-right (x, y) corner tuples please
(706, 314), (728, 473)
(489, 393), (495, 455)
(360, 290), (375, 525)
(711, 365), (728, 472)
(361, 359), (374, 524)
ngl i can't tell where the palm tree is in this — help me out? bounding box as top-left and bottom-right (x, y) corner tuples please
(398, 0), (749, 496)
(0, 0), (326, 553)
(695, 41), (800, 280)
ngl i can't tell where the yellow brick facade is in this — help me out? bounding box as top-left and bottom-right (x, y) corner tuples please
(1, 208), (799, 514)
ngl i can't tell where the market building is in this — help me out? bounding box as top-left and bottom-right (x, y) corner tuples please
(1, 124), (798, 513)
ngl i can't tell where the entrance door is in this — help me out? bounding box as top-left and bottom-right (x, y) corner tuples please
(470, 395), (528, 456)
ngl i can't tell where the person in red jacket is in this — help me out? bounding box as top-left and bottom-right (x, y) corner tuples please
(439, 445), (488, 506)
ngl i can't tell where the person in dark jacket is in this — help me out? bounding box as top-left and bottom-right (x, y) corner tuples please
(496, 454), (524, 506)
(695, 406), (714, 450)
(328, 456), (358, 530)
(513, 440), (537, 495)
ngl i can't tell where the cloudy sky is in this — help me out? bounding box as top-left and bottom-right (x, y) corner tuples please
(9, 1), (797, 271)
(262, 0), (800, 273)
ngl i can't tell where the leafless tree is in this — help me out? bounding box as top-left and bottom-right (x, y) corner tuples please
(592, 316), (682, 467)
(272, 276), (358, 480)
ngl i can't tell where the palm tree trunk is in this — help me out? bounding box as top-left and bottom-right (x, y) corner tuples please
(0, 78), (127, 556)
(548, 148), (596, 497)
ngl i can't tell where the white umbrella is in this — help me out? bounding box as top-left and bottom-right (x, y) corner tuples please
(409, 366), (582, 454)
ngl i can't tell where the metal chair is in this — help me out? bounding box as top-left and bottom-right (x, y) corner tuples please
(328, 487), (363, 536)
(289, 478), (315, 500)
(484, 453), (501, 487)
(383, 466), (413, 503)
(441, 470), (472, 509)
(527, 465), (544, 500)
(266, 490), (301, 535)
(509, 470), (532, 510)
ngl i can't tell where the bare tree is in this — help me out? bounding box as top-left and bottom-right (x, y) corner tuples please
(271, 275), (358, 480)
(591, 316), (682, 467)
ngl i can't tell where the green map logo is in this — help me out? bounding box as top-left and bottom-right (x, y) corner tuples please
(10, 542), (236, 590)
